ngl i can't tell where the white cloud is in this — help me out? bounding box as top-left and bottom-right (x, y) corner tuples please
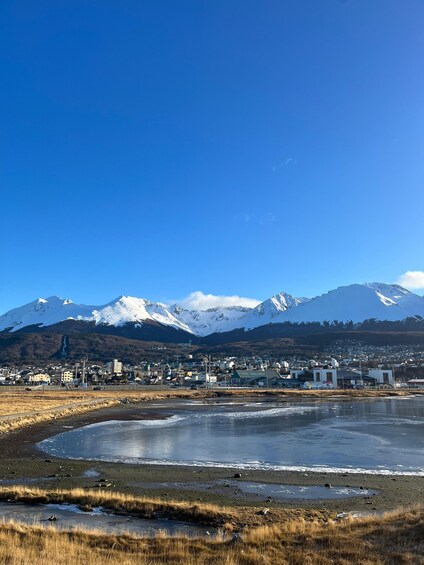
(272, 157), (297, 172)
(176, 291), (261, 311)
(397, 271), (424, 290)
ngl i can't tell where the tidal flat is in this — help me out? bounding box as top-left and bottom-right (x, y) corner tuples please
(0, 394), (423, 515)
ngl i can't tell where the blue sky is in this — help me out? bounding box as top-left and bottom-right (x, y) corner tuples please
(1, 0), (423, 313)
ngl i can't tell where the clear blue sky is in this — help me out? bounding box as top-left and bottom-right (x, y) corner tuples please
(1, 0), (423, 313)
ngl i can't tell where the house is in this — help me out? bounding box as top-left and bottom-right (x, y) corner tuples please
(407, 379), (424, 388)
(368, 369), (393, 385)
(29, 373), (51, 385)
(231, 369), (280, 387)
(312, 368), (337, 385)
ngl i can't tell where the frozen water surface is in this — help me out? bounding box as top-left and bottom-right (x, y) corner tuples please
(39, 398), (424, 475)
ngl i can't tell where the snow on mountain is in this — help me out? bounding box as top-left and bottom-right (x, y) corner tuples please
(0, 296), (193, 334)
(0, 297), (95, 332)
(169, 305), (251, 336)
(235, 292), (305, 330)
(1, 283), (423, 336)
(89, 296), (192, 333)
(277, 283), (424, 324)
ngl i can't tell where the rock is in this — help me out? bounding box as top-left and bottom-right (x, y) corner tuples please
(234, 473), (242, 478)
(229, 533), (244, 545)
(324, 483), (331, 488)
(44, 459), (52, 463)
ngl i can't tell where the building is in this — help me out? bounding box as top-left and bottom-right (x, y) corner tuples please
(111, 359), (123, 376)
(29, 373), (51, 384)
(60, 370), (74, 383)
(231, 369), (280, 387)
(407, 379), (424, 388)
(312, 368), (337, 385)
(368, 369), (393, 385)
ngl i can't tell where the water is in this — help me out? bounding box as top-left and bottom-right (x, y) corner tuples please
(0, 502), (213, 536)
(132, 479), (377, 500)
(39, 397), (424, 475)
(226, 480), (376, 500)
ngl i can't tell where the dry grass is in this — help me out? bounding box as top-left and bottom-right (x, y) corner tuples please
(0, 500), (422, 564)
(0, 486), (332, 529)
(0, 486), (236, 526)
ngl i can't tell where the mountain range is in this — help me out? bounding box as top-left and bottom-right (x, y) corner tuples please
(1, 283), (424, 340)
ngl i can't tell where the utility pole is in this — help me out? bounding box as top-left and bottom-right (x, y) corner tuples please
(81, 356), (88, 387)
(204, 355), (211, 388)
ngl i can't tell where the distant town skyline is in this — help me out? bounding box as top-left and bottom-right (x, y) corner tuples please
(1, 1), (423, 314)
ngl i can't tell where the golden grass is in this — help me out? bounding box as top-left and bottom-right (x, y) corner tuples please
(0, 501), (422, 564)
(0, 486), (235, 526)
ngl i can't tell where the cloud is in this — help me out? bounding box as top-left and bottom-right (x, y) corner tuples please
(233, 212), (276, 225)
(176, 291), (261, 311)
(272, 157), (297, 172)
(397, 271), (424, 290)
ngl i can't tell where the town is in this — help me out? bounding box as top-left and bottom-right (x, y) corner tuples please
(1, 343), (424, 390)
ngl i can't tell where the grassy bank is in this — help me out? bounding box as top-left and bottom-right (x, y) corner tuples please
(0, 501), (422, 564)
(0, 486), (331, 529)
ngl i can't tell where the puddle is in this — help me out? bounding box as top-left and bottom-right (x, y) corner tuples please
(132, 479), (377, 501)
(0, 502), (215, 537)
(221, 480), (377, 500)
(0, 477), (59, 486)
(82, 469), (101, 478)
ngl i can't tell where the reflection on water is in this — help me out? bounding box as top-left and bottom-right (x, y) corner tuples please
(39, 398), (424, 475)
(0, 502), (213, 537)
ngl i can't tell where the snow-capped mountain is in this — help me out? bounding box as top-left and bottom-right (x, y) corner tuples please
(233, 291), (306, 331)
(89, 296), (192, 333)
(0, 296), (193, 334)
(276, 283), (424, 324)
(1, 283), (423, 337)
(0, 297), (96, 332)
(169, 305), (251, 336)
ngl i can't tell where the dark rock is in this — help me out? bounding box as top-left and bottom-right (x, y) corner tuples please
(234, 473), (242, 478)
(229, 533), (244, 545)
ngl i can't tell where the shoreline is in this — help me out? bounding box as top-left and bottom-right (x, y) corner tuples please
(1, 397), (423, 515)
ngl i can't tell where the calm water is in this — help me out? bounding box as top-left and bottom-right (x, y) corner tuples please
(0, 502), (213, 536)
(39, 397), (424, 475)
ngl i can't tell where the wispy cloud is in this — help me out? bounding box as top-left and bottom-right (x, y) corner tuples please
(174, 291), (260, 310)
(233, 212), (276, 225)
(397, 271), (424, 290)
(272, 157), (297, 172)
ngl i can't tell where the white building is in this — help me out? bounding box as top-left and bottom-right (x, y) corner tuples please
(313, 368), (337, 385)
(60, 370), (74, 383)
(111, 359), (123, 376)
(368, 369), (393, 385)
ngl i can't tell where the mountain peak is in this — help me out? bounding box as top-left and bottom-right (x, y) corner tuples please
(1, 282), (424, 336)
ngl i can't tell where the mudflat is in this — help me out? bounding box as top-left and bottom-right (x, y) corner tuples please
(0, 397), (423, 515)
